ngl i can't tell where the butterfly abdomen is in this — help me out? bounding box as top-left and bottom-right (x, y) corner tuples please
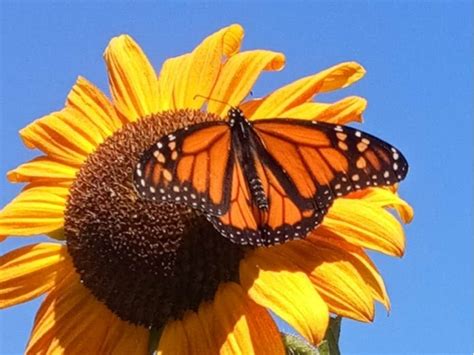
(249, 177), (268, 210)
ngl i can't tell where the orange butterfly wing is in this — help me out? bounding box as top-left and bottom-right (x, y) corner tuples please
(253, 119), (407, 199)
(205, 148), (325, 246)
(135, 112), (408, 247)
(134, 122), (233, 214)
(207, 119), (408, 246)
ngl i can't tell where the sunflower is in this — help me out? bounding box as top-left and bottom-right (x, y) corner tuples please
(0, 24), (413, 354)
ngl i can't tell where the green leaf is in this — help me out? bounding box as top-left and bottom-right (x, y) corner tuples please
(318, 340), (330, 355)
(281, 316), (342, 355)
(281, 333), (319, 355)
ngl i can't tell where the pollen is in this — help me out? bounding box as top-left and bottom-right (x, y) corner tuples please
(65, 109), (246, 329)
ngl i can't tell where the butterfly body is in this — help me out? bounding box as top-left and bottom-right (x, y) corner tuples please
(229, 110), (270, 211)
(134, 108), (408, 247)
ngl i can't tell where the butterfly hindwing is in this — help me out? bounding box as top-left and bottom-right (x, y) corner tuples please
(205, 151), (326, 246)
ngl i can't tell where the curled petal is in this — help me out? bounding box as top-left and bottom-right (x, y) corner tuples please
(104, 35), (160, 122)
(280, 96), (367, 124)
(0, 184), (68, 237)
(208, 50), (285, 116)
(322, 198), (406, 257)
(240, 250), (328, 345)
(0, 243), (69, 309)
(158, 24), (244, 110)
(250, 62), (365, 119)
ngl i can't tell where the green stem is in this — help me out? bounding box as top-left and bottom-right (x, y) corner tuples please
(148, 326), (163, 355)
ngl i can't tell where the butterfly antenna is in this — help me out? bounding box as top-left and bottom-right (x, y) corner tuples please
(193, 95), (234, 109)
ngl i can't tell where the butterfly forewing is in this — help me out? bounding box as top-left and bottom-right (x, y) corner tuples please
(252, 119), (408, 204)
(134, 122), (234, 215)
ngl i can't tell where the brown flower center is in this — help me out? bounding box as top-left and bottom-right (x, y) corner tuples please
(65, 110), (247, 328)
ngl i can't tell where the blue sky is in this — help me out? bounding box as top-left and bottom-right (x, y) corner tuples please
(0, 1), (472, 354)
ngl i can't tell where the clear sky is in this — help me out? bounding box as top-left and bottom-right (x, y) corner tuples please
(0, 1), (472, 354)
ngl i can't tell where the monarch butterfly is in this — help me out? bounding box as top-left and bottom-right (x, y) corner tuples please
(134, 107), (408, 247)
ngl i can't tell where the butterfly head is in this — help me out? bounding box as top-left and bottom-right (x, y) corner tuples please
(227, 107), (246, 127)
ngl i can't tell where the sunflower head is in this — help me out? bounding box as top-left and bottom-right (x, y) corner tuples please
(65, 109), (249, 327)
(0, 24), (412, 354)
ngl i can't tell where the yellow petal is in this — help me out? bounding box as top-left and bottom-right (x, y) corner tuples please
(250, 62), (366, 119)
(156, 54), (186, 111)
(66, 76), (124, 133)
(0, 243), (69, 308)
(0, 184), (68, 237)
(207, 50), (285, 116)
(322, 197), (406, 257)
(279, 96), (367, 124)
(158, 24), (244, 110)
(274, 240), (375, 322)
(240, 98), (263, 117)
(20, 77), (120, 166)
(240, 250), (328, 345)
(7, 156), (78, 184)
(26, 269), (120, 354)
(158, 282), (284, 355)
(19, 108), (103, 166)
(349, 187), (414, 223)
(309, 233), (390, 310)
(211, 283), (285, 354)
(159, 318), (192, 355)
(98, 317), (149, 355)
(104, 34), (160, 122)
